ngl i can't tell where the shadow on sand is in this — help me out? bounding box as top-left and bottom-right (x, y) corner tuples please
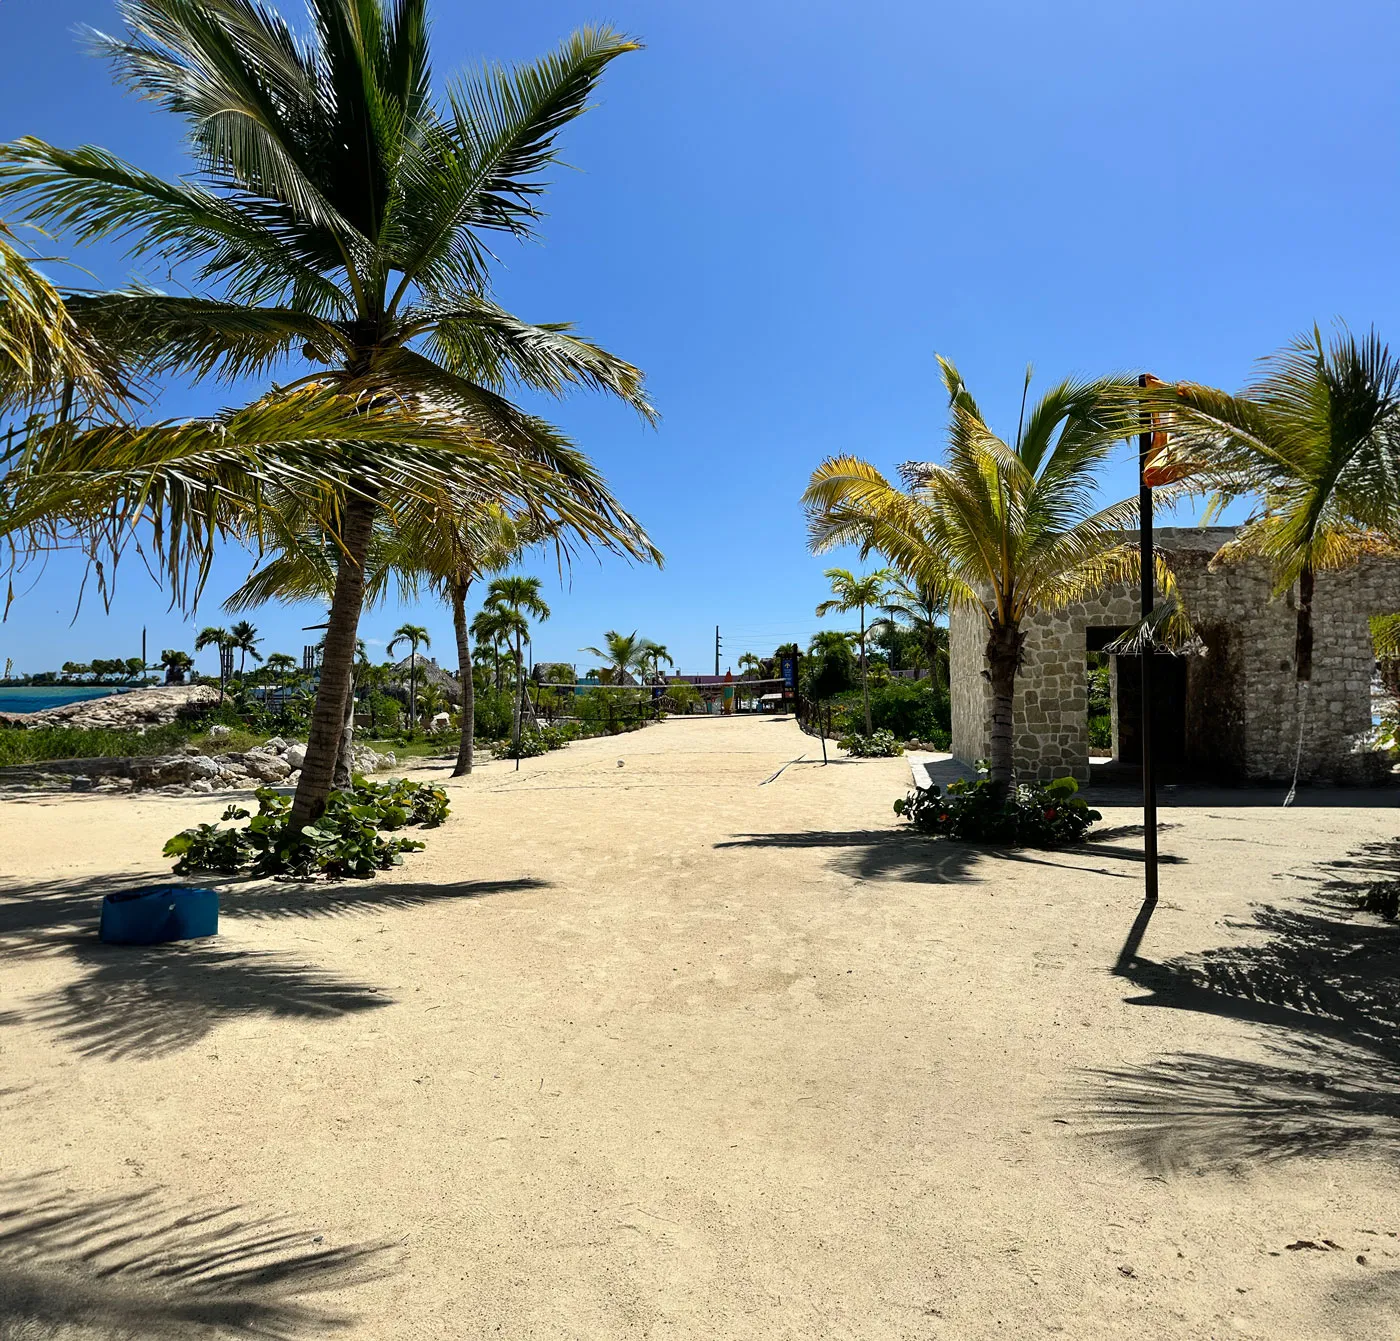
(0, 1171), (396, 1339)
(0, 875), (547, 1060)
(1077, 838), (1400, 1176)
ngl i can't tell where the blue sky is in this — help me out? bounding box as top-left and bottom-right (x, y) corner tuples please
(2, 0), (1397, 678)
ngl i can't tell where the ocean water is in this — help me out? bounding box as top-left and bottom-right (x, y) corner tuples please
(0, 686), (131, 715)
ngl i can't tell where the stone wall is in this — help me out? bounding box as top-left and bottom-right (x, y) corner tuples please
(949, 527), (1400, 784)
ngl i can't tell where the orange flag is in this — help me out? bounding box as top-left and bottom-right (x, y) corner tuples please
(1140, 374), (1196, 487)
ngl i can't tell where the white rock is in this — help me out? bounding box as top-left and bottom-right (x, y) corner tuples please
(207, 723), (232, 741)
(264, 736), (288, 753)
(284, 744), (307, 769)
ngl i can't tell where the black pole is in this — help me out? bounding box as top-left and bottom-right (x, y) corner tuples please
(1138, 373), (1158, 906)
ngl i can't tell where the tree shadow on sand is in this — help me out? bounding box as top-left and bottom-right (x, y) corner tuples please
(1075, 837), (1400, 1176)
(0, 1171), (396, 1339)
(0, 876), (548, 1061)
(713, 830), (984, 884)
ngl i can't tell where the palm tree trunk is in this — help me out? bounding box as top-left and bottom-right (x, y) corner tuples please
(985, 619), (1023, 795)
(512, 631), (524, 749)
(289, 491), (378, 829)
(333, 672), (355, 791)
(860, 606), (872, 734)
(452, 582), (475, 777)
(408, 650), (418, 730)
(1295, 564), (1315, 682)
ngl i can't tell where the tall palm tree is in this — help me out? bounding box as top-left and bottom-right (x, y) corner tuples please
(804, 357), (1165, 792)
(580, 630), (649, 686)
(881, 573), (949, 688)
(485, 574), (550, 752)
(1, 3), (654, 827)
(1138, 326), (1400, 685)
(814, 567), (892, 734)
(387, 623), (430, 728)
(263, 650), (297, 695)
(229, 619), (262, 677)
(194, 625), (235, 695)
(737, 652), (763, 679)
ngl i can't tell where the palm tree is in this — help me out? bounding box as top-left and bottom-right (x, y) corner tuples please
(158, 648), (193, 685)
(194, 625), (235, 695)
(1138, 327), (1400, 686)
(229, 619), (262, 677)
(417, 680), (447, 725)
(580, 630), (649, 686)
(639, 640), (673, 681)
(471, 606), (513, 694)
(881, 574), (949, 688)
(485, 575), (551, 753)
(737, 652), (763, 679)
(263, 650), (297, 698)
(804, 357), (1160, 792)
(388, 624), (431, 728)
(1, 4), (654, 828)
(814, 568), (892, 734)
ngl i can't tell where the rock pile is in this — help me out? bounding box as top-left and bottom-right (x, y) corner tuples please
(0, 684), (223, 730)
(12, 737), (397, 795)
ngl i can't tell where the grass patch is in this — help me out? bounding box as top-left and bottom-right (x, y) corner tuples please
(0, 722), (193, 768)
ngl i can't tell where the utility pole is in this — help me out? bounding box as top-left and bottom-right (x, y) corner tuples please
(141, 626), (147, 675)
(1138, 372), (1158, 908)
(714, 625), (721, 677)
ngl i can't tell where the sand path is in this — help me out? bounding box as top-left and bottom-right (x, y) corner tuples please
(2, 715), (1398, 1338)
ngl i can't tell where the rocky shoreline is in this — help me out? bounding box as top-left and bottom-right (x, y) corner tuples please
(0, 683), (223, 730)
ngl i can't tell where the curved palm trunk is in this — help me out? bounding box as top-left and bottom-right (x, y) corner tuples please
(859, 604), (872, 734)
(985, 619), (1024, 795)
(452, 582), (474, 776)
(290, 491), (378, 829)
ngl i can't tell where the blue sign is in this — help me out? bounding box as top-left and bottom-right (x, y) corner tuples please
(780, 654), (796, 688)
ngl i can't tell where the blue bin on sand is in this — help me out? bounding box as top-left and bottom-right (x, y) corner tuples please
(99, 885), (219, 945)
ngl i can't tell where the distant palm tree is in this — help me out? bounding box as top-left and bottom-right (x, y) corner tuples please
(580, 630), (649, 685)
(881, 574), (949, 688)
(418, 681), (448, 726)
(485, 576), (551, 752)
(639, 640), (673, 681)
(388, 624), (431, 728)
(194, 626), (235, 695)
(263, 651), (297, 696)
(158, 648), (193, 686)
(815, 568), (892, 733)
(737, 652), (763, 679)
(229, 619), (263, 677)
(471, 607), (514, 694)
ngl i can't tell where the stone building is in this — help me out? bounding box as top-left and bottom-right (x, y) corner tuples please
(950, 527), (1400, 784)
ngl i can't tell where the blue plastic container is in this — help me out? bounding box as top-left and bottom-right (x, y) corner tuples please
(99, 885), (219, 945)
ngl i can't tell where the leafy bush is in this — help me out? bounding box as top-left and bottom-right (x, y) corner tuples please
(502, 731), (548, 759)
(839, 728), (904, 758)
(819, 681), (950, 746)
(163, 778), (449, 880)
(894, 773), (1100, 847)
(1361, 881), (1400, 922)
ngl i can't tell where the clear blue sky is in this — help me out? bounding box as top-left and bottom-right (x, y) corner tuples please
(2, 0), (1397, 678)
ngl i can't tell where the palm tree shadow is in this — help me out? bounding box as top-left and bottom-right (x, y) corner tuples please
(0, 876), (547, 1060)
(1074, 840), (1400, 1176)
(3, 939), (392, 1061)
(714, 830), (984, 883)
(0, 1171), (397, 1338)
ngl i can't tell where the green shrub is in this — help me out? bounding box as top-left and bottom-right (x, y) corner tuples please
(163, 778), (449, 880)
(839, 728), (904, 758)
(821, 681), (950, 745)
(1088, 712), (1113, 751)
(894, 773), (1100, 847)
(504, 731), (549, 759)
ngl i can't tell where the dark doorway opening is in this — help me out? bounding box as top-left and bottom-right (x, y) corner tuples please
(1086, 627), (1189, 783)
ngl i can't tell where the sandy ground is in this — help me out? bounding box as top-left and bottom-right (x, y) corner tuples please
(3, 715), (1400, 1339)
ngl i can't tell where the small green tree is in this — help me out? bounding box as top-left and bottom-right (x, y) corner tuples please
(815, 568), (892, 733)
(387, 624), (431, 728)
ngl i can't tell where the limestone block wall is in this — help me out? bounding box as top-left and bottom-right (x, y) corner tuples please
(948, 526), (1400, 785)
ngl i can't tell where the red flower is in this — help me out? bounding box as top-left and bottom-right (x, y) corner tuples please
(1044, 807), (1057, 820)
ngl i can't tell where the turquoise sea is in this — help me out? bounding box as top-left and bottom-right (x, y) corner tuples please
(0, 686), (131, 715)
